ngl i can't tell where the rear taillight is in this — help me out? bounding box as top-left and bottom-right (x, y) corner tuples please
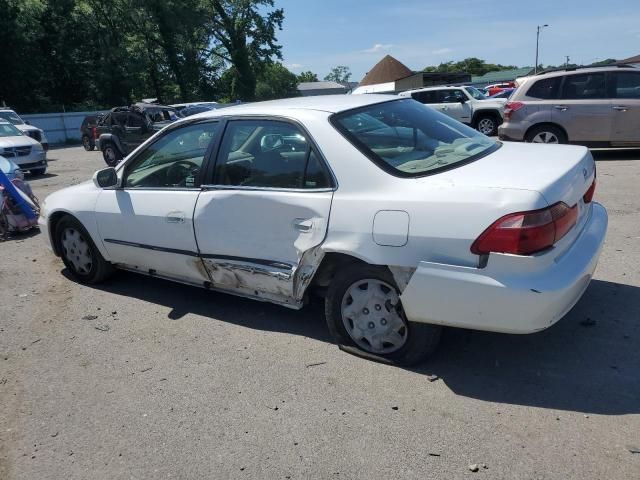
(583, 178), (596, 203)
(471, 202), (578, 256)
(503, 101), (524, 121)
(91, 127), (97, 139)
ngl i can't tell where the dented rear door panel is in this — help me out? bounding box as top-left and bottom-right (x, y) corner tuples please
(193, 188), (332, 306)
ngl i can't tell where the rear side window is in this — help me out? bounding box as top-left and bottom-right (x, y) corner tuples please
(559, 73), (606, 99)
(612, 72), (640, 99)
(526, 77), (561, 99)
(214, 120), (332, 189)
(332, 99), (498, 177)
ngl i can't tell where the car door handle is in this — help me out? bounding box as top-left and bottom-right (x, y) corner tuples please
(553, 105), (569, 111)
(166, 211), (185, 224)
(293, 218), (313, 232)
(612, 105), (629, 111)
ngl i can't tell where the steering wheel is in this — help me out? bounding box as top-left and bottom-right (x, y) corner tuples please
(166, 160), (199, 186)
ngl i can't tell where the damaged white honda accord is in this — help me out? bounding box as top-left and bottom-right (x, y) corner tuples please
(40, 95), (607, 365)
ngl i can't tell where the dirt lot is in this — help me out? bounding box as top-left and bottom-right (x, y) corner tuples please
(1, 146), (639, 479)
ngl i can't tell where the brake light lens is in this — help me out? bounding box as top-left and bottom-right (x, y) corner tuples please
(503, 101), (524, 121)
(583, 178), (596, 203)
(471, 202), (578, 256)
(91, 126), (97, 139)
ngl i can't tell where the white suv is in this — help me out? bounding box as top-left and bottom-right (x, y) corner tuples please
(0, 109), (49, 151)
(398, 86), (506, 135)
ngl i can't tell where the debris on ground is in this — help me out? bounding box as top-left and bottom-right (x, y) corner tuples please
(426, 374), (439, 382)
(627, 445), (640, 454)
(82, 315), (98, 321)
(140, 367), (152, 373)
(428, 453), (440, 457)
(94, 324), (110, 332)
(305, 361), (327, 368)
(469, 464), (479, 472)
(391, 406), (399, 410)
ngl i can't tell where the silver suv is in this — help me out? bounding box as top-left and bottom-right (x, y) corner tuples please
(499, 65), (640, 146)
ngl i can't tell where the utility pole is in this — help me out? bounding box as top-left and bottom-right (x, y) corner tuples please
(565, 56), (570, 67)
(535, 24), (549, 74)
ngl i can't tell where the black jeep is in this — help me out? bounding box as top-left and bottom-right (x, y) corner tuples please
(96, 103), (181, 166)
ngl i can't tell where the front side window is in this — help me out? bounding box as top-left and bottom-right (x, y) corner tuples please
(559, 73), (606, 99)
(612, 72), (640, 99)
(526, 77), (561, 99)
(124, 121), (218, 188)
(441, 90), (466, 103)
(464, 86), (487, 100)
(214, 120), (331, 189)
(127, 113), (145, 128)
(332, 99), (498, 177)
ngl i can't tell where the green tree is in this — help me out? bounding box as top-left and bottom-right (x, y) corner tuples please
(255, 63), (299, 100)
(423, 58), (518, 76)
(324, 66), (352, 83)
(297, 71), (318, 83)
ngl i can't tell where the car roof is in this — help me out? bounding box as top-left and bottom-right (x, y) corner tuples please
(191, 94), (399, 118)
(531, 65), (637, 80)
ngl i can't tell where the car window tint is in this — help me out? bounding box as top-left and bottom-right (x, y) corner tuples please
(526, 77), (561, 99)
(613, 72), (640, 99)
(124, 122), (218, 188)
(113, 113), (127, 127)
(304, 150), (331, 188)
(127, 114), (145, 128)
(215, 120), (325, 189)
(411, 91), (437, 104)
(332, 99), (497, 177)
(559, 73), (606, 99)
(441, 90), (465, 103)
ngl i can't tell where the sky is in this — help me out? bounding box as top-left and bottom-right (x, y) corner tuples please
(274, 0), (640, 81)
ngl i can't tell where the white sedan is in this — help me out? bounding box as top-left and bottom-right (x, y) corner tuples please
(39, 95), (607, 365)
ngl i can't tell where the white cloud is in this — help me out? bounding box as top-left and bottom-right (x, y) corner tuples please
(432, 48), (453, 55)
(363, 43), (393, 54)
(285, 63), (303, 70)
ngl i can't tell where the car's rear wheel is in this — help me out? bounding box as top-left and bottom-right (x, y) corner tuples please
(325, 264), (441, 366)
(55, 216), (114, 284)
(102, 142), (122, 167)
(525, 125), (567, 144)
(475, 114), (499, 136)
(82, 135), (95, 151)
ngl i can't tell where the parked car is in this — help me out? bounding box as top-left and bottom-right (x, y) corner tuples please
(95, 103), (181, 166)
(171, 102), (220, 117)
(398, 86), (506, 135)
(0, 121), (47, 175)
(499, 65), (640, 145)
(40, 95), (606, 366)
(0, 155), (25, 181)
(80, 114), (104, 151)
(489, 88), (515, 99)
(0, 109), (49, 151)
(485, 82), (516, 96)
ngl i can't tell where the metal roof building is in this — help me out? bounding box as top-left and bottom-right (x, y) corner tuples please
(470, 67), (534, 86)
(297, 81), (349, 97)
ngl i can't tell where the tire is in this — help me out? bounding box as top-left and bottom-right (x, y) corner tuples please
(525, 124), (567, 144)
(55, 215), (114, 284)
(82, 135), (95, 151)
(30, 167), (46, 176)
(102, 142), (122, 167)
(325, 263), (442, 366)
(474, 113), (499, 136)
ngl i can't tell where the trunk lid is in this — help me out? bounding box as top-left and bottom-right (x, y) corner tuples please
(433, 142), (595, 208)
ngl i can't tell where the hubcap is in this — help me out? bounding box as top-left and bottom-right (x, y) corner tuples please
(341, 279), (408, 354)
(60, 227), (93, 274)
(83, 137), (90, 149)
(532, 131), (559, 144)
(105, 147), (115, 161)
(477, 118), (495, 135)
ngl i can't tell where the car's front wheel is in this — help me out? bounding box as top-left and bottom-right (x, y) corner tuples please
(102, 142), (122, 167)
(325, 264), (441, 366)
(55, 216), (114, 284)
(474, 114), (500, 136)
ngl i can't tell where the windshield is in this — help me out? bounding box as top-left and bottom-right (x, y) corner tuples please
(0, 111), (24, 125)
(331, 99), (498, 177)
(464, 86), (487, 100)
(0, 123), (23, 137)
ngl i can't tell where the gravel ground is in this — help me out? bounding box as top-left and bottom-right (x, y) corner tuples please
(1, 146), (639, 480)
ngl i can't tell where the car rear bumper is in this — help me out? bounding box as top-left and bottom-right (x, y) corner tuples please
(498, 123), (525, 142)
(400, 202), (608, 334)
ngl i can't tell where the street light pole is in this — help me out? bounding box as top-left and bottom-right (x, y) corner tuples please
(535, 24), (549, 74)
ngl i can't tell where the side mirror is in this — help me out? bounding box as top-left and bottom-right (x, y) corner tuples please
(92, 167), (118, 188)
(459, 96), (467, 104)
(25, 120), (31, 125)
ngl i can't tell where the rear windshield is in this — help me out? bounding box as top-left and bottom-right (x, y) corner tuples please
(0, 123), (23, 137)
(0, 111), (24, 125)
(331, 99), (498, 177)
